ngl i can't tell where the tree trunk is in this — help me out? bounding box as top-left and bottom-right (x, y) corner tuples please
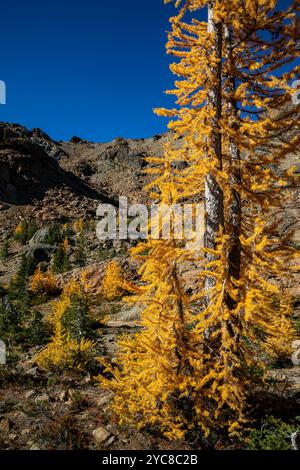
(204, 2), (224, 297)
(224, 25), (241, 309)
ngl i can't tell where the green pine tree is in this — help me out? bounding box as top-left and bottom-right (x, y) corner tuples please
(8, 254), (30, 303)
(61, 292), (95, 343)
(53, 244), (69, 273)
(0, 239), (9, 260)
(74, 233), (86, 267)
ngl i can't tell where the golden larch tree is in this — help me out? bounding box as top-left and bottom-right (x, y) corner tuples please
(100, 0), (299, 440)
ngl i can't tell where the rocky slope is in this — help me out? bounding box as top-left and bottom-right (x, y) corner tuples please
(0, 121), (299, 450)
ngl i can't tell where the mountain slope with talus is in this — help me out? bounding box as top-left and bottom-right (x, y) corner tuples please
(0, 121), (299, 450)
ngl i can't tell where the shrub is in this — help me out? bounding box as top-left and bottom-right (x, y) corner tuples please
(73, 218), (84, 234)
(37, 413), (86, 450)
(247, 416), (300, 450)
(98, 246), (116, 261)
(30, 266), (58, 297)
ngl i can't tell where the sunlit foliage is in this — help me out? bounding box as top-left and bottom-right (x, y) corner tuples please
(99, 0), (299, 440)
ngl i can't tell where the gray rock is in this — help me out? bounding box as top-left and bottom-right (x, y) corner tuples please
(107, 436), (116, 446)
(35, 394), (50, 403)
(127, 152), (147, 170)
(92, 427), (111, 445)
(291, 350), (300, 366)
(292, 340), (300, 366)
(291, 431), (300, 450)
(24, 390), (36, 400)
(94, 393), (113, 407)
(29, 444), (41, 451)
(58, 390), (69, 402)
(28, 227), (50, 246)
(24, 367), (39, 377)
(115, 305), (141, 323)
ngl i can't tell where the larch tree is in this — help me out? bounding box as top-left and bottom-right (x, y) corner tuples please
(36, 274), (96, 371)
(204, 2), (224, 299)
(100, 0), (300, 440)
(99, 147), (196, 439)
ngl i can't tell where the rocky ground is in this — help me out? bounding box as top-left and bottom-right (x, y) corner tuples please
(0, 121), (299, 450)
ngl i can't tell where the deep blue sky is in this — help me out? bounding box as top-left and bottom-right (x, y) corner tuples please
(0, 0), (296, 142)
(0, 0), (177, 142)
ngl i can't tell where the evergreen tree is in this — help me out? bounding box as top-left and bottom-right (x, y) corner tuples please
(26, 220), (38, 241)
(24, 311), (51, 346)
(100, 0), (299, 440)
(53, 242), (69, 273)
(45, 223), (63, 245)
(1, 254), (32, 345)
(8, 253), (30, 303)
(61, 290), (94, 343)
(74, 233), (86, 267)
(0, 239), (9, 260)
(0, 297), (23, 343)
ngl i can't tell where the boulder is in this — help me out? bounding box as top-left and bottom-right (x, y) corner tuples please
(28, 227), (50, 246)
(292, 340), (300, 366)
(35, 394), (50, 403)
(92, 426), (111, 445)
(291, 349), (300, 366)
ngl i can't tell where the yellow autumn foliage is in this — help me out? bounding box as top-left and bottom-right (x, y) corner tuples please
(30, 266), (58, 296)
(36, 273), (95, 371)
(99, 0), (299, 441)
(15, 223), (24, 235)
(62, 237), (69, 253)
(73, 218), (84, 233)
(102, 261), (125, 300)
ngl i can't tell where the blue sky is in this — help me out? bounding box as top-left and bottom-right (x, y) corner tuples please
(0, 0), (297, 142)
(0, 0), (177, 142)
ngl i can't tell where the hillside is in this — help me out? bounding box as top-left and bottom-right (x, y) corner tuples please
(0, 121), (299, 450)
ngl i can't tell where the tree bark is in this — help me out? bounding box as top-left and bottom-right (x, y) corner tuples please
(224, 25), (241, 309)
(204, 2), (224, 297)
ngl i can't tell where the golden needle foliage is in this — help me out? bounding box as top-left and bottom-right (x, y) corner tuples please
(99, 0), (299, 440)
(36, 273), (95, 371)
(15, 223), (24, 236)
(63, 237), (69, 253)
(73, 218), (84, 233)
(30, 266), (58, 296)
(101, 261), (126, 300)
